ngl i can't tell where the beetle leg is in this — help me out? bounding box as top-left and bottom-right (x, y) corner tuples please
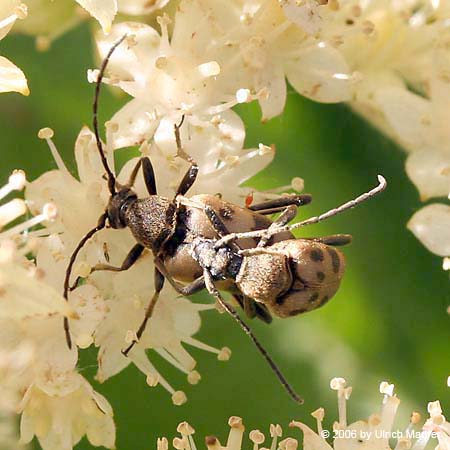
(202, 269), (303, 404)
(248, 194), (312, 213)
(304, 234), (352, 246)
(88, 243), (145, 275)
(122, 268), (165, 356)
(173, 121), (199, 197)
(233, 294), (273, 324)
(204, 205), (243, 252)
(257, 205), (298, 248)
(141, 157), (158, 195)
(126, 158), (142, 187)
(153, 257), (206, 295)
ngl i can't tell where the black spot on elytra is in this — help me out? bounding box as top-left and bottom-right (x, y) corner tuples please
(317, 271), (325, 281)
(309, 292), (319, 303)
(327, 247), (341, 273)
(219, 206), (235, 221)
(275, 296), (285, 305)
(289, 307), (307, 316)
(320, 295), (329, 305)
(309, 247), (324, 262)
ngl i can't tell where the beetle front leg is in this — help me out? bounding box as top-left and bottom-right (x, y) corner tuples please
(90, 243), (145, 273)
(173, 121), (199, 196)
(70, 243), (145, 290)
(122, 268), (165, 356)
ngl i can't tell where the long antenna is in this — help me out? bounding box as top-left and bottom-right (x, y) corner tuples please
(215, 175), (387, 248)
(92, 33), (128, 194)
(63, 213), (108, 348)
(203, 271), (304, 404)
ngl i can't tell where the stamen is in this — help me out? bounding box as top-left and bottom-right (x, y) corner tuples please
(379, 381), (400, 431)
(311, 408), (325, 436)
(158, 437), (169, 450)
(269, 424), (282, 450)
(38, 128), (70, 176)
(279, 438), (298, 450)
(226, 417), (245, 450)
(1, 203), (57, 240)
(172, 391), (187, 406)
(205, 436), (221, 450)
(183, 336), (232, 360)
(187, 370), (201, 385)
(236, 88), (252, 103)
(198, 61), (221, 78)
(330, 377), (348, 427)
(250, 430), (265, 450)
(154, 347), (196, 373)
(177, 422), (195, 436)
(0, 170), (26, 200)
(0, 199), (27, 228)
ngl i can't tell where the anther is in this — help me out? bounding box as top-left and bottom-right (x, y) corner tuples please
(217, 346), (231, 361)
(171, 390), (187, 406)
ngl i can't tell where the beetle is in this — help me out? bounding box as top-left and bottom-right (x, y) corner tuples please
(62, 35), (312, 403)
(173, 176), (386, 322)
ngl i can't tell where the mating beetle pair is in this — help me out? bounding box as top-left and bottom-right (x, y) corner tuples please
(63, 35), (386, 404)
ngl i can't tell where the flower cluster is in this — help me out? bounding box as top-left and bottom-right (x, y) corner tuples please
(0, 0), (29, 95)
(159, 379), (450, 450)
(0, 170), (115, 450)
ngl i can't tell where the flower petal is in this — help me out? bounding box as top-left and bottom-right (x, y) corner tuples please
(406, 149), (450, 201)
(76, 0), (117, 34)
(374, 87), (432, 152)
(285, 41), (352, 103)
(408, 204), (450, 256)
(0, 56), (29, 95)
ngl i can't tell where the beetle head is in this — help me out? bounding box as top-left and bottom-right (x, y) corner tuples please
(107, 187), (137, 229)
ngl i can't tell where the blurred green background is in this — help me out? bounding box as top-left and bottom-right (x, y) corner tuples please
(1, 23), (449, 450)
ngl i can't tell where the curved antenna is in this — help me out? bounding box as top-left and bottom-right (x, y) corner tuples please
(203, 270), (304, 404)
(93, 33), (128, 194)
(215, 175), (387, 248)
(63, 213), (108, 348)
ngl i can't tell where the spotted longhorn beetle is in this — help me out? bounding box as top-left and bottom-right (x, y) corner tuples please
(63, 35), (386, 404)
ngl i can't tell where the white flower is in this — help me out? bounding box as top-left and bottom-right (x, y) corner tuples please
(18, 369), (115, 450)
(151, 380), (450, 450)
(408, 204), (450, 259)
(0, 0), (29, 95)
(95, 0), (352, 141)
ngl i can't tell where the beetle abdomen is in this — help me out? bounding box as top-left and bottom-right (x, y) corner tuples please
(236, 253), (293, 303)
(266, 240), (346, 317)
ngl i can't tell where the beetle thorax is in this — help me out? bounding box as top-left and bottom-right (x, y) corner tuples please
(190, 238), (242, 280)
(124, 196), (176, 251)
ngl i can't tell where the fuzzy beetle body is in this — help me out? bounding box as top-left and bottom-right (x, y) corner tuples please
(235, 240), (346, 317)
(189, 237), (345, 319)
